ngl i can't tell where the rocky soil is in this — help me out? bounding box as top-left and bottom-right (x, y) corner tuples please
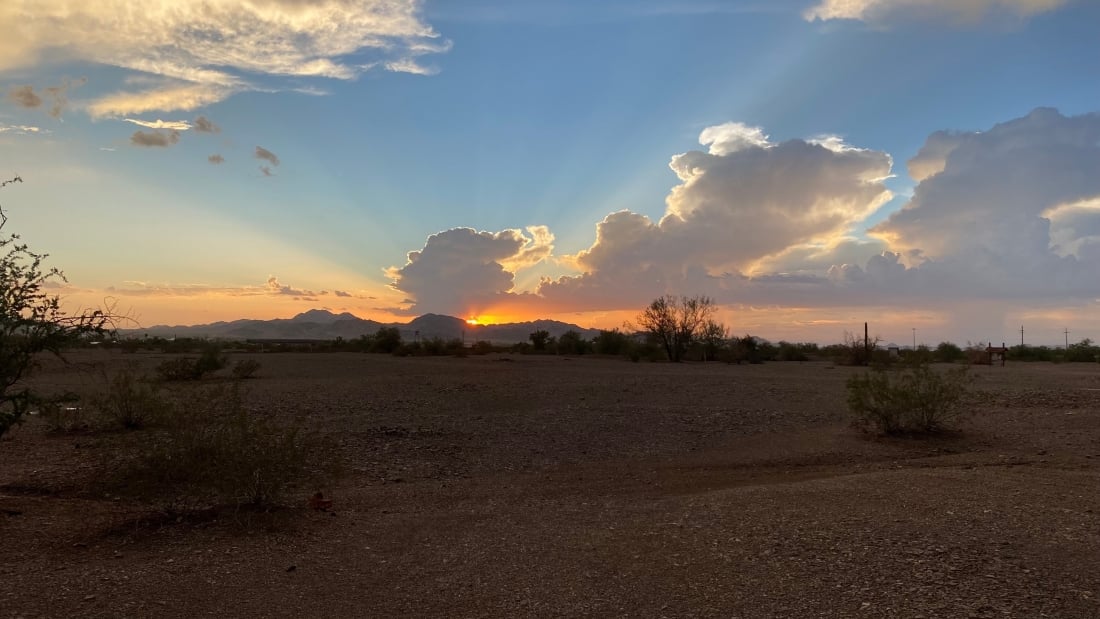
(2, 351), (1098, 617)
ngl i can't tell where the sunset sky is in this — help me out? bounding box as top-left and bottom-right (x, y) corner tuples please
(1, 0), (1099, 345)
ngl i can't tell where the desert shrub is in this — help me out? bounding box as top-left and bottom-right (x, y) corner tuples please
(832, 331), (881, 366)
(371, 327), (403, 353)
(774, 341), (809, 362)
(37, 394), (89, 433)
(730, 335), (763, 364)
(470, 340), (496, 355)
(847, 361), (972, 434)
(1065, 339), (1100, 363)
(195, 346), (228, 375)
(106, 384), (327, 511)
(156, 348), (228, 381)
(529, 329), (551, 351)
(90, 365), (170, 430)
(933, 341), (964, 363)
(556, 330), (589, 355)
(156, 357), (201, 381)
(231, 359), (262, 379)
(592, 329), (631, 356)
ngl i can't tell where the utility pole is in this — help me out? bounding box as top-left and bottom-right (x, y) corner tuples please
(912, 328), (916, 350)
(1020, 325), (1024, 347)
(1065, 328), (1070, 349)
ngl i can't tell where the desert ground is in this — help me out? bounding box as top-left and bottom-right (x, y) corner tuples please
(2, 351), (1099, 618)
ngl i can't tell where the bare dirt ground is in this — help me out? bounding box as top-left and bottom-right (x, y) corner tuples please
(2, 351), (1099, 618)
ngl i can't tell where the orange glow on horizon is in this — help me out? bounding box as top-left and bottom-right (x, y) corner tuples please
(465, 318), (479, 325)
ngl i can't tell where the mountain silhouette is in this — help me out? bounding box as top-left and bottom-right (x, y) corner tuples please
(126, 310), (600, 344)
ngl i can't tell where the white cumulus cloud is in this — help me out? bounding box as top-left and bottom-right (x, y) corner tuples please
(0, 0), (449, 117)
(387, 227), (553, 315)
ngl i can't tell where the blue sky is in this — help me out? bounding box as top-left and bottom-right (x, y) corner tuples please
(1, 0), (1098, 344)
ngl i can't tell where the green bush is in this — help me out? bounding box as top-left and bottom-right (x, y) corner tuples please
(847, 361), (971, 434)
(105, 384), (328, 511)
(933, 341), (964, 363)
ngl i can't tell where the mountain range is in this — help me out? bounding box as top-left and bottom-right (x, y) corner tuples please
(123, 310), (602, 344)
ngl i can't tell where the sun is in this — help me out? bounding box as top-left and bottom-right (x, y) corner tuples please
(465, 318), (479, 325)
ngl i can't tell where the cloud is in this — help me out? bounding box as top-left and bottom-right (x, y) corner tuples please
(260, 166), (274, 177)
(193, 116), (220, 133)
(865, 107), (1100, 299)
(7, 85), (41, 108)
(123, 118), (192, 131)
(208, 154), (225, 164)
(266, 276), (317, 298)
(804, 0), (1071, 23)
(87, 83), (230, 118)
(387, 226), (553, 315)
(130, 130), (181, 147)
(0, 123), (46, 135)
(255, 146), (280, 166)
(533, 122), (893, 309)
(110, 277), (323, 300)
(334, 290), (352, 298)
(376, 109), (1100, 327)
(1, 1), (450, 116)
(6, 78), (84, 118)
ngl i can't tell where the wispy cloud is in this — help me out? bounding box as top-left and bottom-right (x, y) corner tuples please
(266, 276), (317, 298)
(87, 83), (230, 118)
(0, 123), (46, 135)
(804, 0), (1072, 24)
(123, 118), (192, 131)
(110, 277), (329, 302)
(1, 1), (450, 116)
(208, 154), (225, 164)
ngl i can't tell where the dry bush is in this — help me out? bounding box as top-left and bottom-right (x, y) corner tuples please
(89, 365), (170, 430)
(156, 348), (228, 381)
(104, 384), (331, 512)
(231, 359), (262, 379)
(847, 360), (972, 434)
(38, 396), (89, 433)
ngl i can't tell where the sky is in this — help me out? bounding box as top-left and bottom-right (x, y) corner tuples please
(1, 0), (1098, 346)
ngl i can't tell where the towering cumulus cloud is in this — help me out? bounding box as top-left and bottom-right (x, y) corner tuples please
(537, 123), (893, 308)
(390, 109), (1100, 317)
(387, 226), (553, 315)
(864, 108), (1100, 299)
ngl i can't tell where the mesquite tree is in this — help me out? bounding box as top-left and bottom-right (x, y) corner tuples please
(1, 177), (110, 440)
(637, 295), (718, 362)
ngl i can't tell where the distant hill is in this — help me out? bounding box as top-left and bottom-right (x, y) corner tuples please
(123, 310), (601, 344)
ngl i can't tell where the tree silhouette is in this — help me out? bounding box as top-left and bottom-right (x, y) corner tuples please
(637, 295), (717, 362)
(1, 177), (111, 440)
